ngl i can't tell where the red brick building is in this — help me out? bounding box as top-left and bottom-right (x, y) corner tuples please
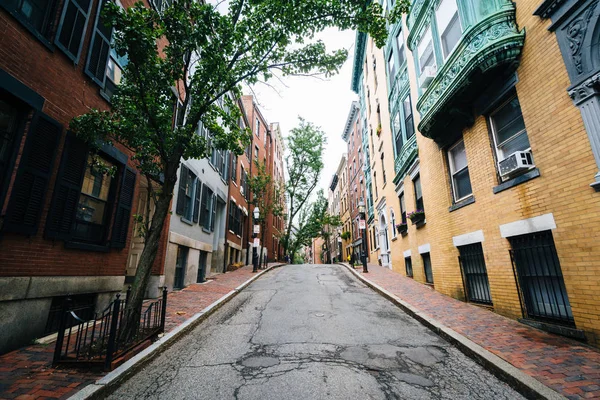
(0, 0), (169, 354)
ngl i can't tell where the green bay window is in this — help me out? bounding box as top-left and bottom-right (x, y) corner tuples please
(417, 27), (435, 74)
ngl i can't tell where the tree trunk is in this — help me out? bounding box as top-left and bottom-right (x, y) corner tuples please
(119, 174), (175, 342)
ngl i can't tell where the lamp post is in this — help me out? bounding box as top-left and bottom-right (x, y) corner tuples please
(252, 206), (260, 273)
(358, 200), (368, 273)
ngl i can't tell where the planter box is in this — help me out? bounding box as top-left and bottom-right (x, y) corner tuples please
(409, 213), (425, 226)
(396, 224), (408, 235)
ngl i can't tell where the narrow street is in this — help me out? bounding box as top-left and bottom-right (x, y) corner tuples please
(108, 265), (523, 399)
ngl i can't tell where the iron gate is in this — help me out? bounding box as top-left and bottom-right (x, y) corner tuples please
(509, 230), (574, 326)
(458, 243), (492, 305)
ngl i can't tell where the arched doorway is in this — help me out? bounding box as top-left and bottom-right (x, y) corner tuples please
(379, 212), (391, 268)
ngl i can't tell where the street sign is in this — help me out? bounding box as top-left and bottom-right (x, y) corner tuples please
(253, 224), (260, 234)
(359, 219), (366, 230)
(253, 238), (260, 247)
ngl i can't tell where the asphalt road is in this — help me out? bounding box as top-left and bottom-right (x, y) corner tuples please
(107, 264), (524, 399)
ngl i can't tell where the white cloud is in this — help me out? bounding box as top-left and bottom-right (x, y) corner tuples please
(247, 28), (357, 201)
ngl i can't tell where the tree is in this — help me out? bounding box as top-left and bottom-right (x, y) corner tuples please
(247, 159), (284, 267)
(280, 118), (326, 257)
(70, 0), (409, 339)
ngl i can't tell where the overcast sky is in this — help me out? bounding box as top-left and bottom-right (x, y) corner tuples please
(247, 28), (357, 198)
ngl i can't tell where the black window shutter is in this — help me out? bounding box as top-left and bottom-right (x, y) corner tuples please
(45, 134), (88, 240)
(210, 194), (216, 232)
(111, 166), (136, 249)
(175, 165), (187, 215)
(192, 179), (201, 223)
(55, 0), (93, 63)
(85, 0), (113, 86)
(4, 113), (62, 235)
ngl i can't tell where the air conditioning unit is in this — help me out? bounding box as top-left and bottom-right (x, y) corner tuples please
(418, 65), (437, 89)
(498, 150), (534, 178)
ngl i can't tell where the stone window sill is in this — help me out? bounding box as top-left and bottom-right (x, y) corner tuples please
(493, 168), (540, 194)
(448, 196), (475, 213)
(181, 217), (194, 226)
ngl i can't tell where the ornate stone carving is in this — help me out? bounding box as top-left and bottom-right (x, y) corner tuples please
(568, 73), (600, 105)
(566, 1), (597, 75)
(394, 136), (418, 179)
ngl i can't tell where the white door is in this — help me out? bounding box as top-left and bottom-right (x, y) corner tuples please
(379, 216), (391, 268)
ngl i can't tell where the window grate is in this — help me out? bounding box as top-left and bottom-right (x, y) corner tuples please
(458, 243), (492, 305)
(509, 231), (574, 326)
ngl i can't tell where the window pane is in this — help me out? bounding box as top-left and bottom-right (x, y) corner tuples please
(80, 157), (113, 201)
(418, 28), (435, 72)
(449, 140), (467, 172)
(393, 112), (401, 136)
(435, 0), (459, 33)
(442, 13), (462, 57)
(499, 131), (531, 156)
(414, 176), (422, 199)
(76, 194), (106, 224)
(396, 31), (405, 65)
(492, 97), (526, 144)
(388, 51), (396, 79)
(453, 167), (472, 199)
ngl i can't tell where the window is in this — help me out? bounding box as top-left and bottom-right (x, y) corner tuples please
(373, 172), (378, 198)
(396, 30), (406, 66)
(2, 0), (58, 39)
(403, 95), (414, 139)
(458, 243), (492, 305)
(509, 231), (573, 325)
(436, 0), (462, 59)
(254, 145), (259, 162)
(231, 154), (237, 183)
(489, 94), (530, 162)
(73, 155), (115, 244)
(255, 118), (260, 137)
(390, 209), (397, 239)
(85, 0), (113, 87)
(413, 175), (424, 211)
(103, 47), (128, 100)
(417, 27), (435, 73)
(381, 153), (386, 184)
(405, 257), (413, 277)
(387, 50), (396, 82)
(55, 0), (94, 62)
(399, 192), (406, 223)
(393, 112), (402, 154)
(422, 253), (434, 284)
(448, 139), (472, 201)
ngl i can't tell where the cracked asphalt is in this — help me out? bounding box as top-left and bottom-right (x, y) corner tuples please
(107, 264), (525, 399)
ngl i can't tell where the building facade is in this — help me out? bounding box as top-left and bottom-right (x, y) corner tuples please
(0, 0), (169, 353)
(347, 0), (600, 346)
(267, 122), (286, 261)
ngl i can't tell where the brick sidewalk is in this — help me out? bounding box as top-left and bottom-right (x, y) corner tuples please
(0, 264), (280, 400)
(346, 262), (600, 400)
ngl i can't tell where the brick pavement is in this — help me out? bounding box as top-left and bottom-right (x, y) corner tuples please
(0, 264), (280, 400)
(346, 262), (600, 400)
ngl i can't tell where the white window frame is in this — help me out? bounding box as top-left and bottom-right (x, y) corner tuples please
(390, 208), (397, 239)
(488, 94), (531, 162)
(447, 139), (472, 202)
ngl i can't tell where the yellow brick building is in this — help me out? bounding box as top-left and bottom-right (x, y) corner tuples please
(351, 0), (600, 345)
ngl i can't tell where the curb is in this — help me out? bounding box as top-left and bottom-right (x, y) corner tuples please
(68, 264), (286, 400)
(337, 263), (565, 400)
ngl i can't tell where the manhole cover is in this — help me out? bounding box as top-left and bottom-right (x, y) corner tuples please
(315, 313), (325, 317)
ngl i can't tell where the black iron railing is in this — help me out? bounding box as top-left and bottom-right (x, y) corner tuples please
(53, 287), (168, 370)
(509, 231), (574, 326)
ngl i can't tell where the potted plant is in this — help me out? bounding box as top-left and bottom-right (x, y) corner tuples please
(407, 210), (425, 226)
(396, 223), (408, 235)
(376, 123), (382, 136)
(341, 231), (351, 240)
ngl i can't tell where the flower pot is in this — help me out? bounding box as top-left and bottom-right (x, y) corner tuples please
(396, 224), (408, 235)
(408, 212), (425, 226)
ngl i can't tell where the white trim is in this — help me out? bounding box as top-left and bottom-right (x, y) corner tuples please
(395, 181), (405, 196)
(403, 249), (411, 258)
(452, 230), (484, 247)
(408, 158), (420, 180)
(500, 213), (556, 238)
(418, 243), (430, 254)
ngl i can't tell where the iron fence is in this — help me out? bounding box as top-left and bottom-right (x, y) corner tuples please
(458, 243), (493, 305)
(53, 287), (168, 370)
(509, 231), (574, 326)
